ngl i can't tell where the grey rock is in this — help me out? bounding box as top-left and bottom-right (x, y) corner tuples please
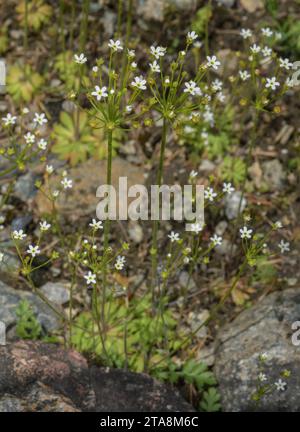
(196, 344), (216, 366)
(198, 159), (216, 173)
(179, 271), (196, 291)
(215, 220), (228, 236)
(11, 214), (32, 231)
(14, 172), (38, 202)
(0, 251), (19, 285)
(215, 238), (236, 256)
(128, 222), (144, 244)
(262, 159), (285, 191)
(225, 191), (247, 220)
(214, 288), (300, 411)
(0, 280), (61, 337)
(137, 0), (196, 21)
(188, 309), (209, 339)
(40, 282), (70, 306)
(216, 0), (235, 7)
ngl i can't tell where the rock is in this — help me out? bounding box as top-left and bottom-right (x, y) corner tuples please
(137, 0), (196, 21)
(216, 0), (235, 6)
(40, 282), (70, 306)
(0, 250), (19, 285)
(0, 280), (61, 337)
(188, 310), (209, 339)
(179, 271), (196, 291)
(128, 221), (144, 244)
(198, 159), (216, 173)
(196, 344), (215, 367)
(262, 159), (285, 191)
(240, 0), (264, 13)
(215, 238), (236, 256)
(215, 221), (228, 236)
(101, 10), (116, 36)
(214, 288), (300, 411)
(14, 172), (38, 203)
(11, 214), (33, 232)
(35, 158), (144, 221)
(224, 191), (247, 220)
(0, 341), (194, 412)
(215, 49), (238, 77)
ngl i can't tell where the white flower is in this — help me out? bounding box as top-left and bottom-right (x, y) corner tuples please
(125, 105), (133, 113)
(274, 221), (283, 230)
(92, 66), (98, 72)
(279, 58), (293, 70)
(260, 352), (268, 361)
(262, 46), (272, 57)
(89, 219), (103, 231)
(40, 221), (51, 231)
(127, 49), (135, 57)
(250, 44), (261, 54)
(61, 178), (73, 189)
(189, 170), (198, 179)
(190, 223), (203, 234)
(261, 27), (273, 37)
(46, 164), (53, 174)
(286, 77), (297, 88)
(0, 252), (4, 262)
(274, 379), (286, 391)
(222, 182), (235, 194)
(210, 234), (222, 246)
(27, 244), (41, 257)
(22, 107), (29, 114)
(91, 85), (108, 101)
(187, 31), (198, 41)
(2, 113), (17, 125)
(108, 39), (123, 51)
(239, 70), (251, 81)
(258, 373), (267, 382)
(278, 239), (290, 253)
(206, 55), (221, 70)
(131, 61), (137, 69)
(150, 45), (166, 59)
(204, 187), (217, 202)
(217, 92), (225, 103)
(168, 231), (180, 243)
(38, 139), (47, 150)
(184, 80), (201, 96)
(33, 112), (48, 126)
(84, 271), (97, 285)
(74, 53), (87, 64)
(149, 60), (160, 73)
(240, 226), (253, 239)
(266, 77), (280, 90)
(24, 132), (35, 144)
(53, 190), (60, 197)
(212, 79), (222, 92)
(115, 255), (126, 270)
(240, 28), (252, 39)
(131, 76), (147, 90)
(12, 229), (27, 240)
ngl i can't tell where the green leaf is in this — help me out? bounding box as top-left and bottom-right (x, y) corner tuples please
(200, 387), (221, 412)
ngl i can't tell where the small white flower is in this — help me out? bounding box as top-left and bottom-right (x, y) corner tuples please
(240, 226), (253, 239)
(46, 164), (54, 174)
(2, 113), (17, 125)
(266, 77), (280, 90)
(53, 190), (60, 197)
(91, 85), (108, 101)
(24, 132), (35, 144)
(92, 66), (98, 73)
(84, 271), (97, 285)
(131, 76), (147, 90)
(189, 170), (198, 179)
(274, 221), (283, 230)
(217, 92), (225, 102)
(275, 31), (282, 40)
(212, 79), (222, 92)
(204, 187), (217, 202)
(260, 352), (268, 361)
(258, 373), (267, 382)
(222, 182), (235, 194)
(210, 234), (222, 246)
(0, 252), (4, 262)
(108, 39), (123, 51)
(12, 229), (27, 240)
(261, 27), (273, 37)
(131, 61), (137, 69)
(279, 58), (293, 70)
(22, 107), (29, 114)
(184, 80), (201, 96)
(150, 45), (166, 59)
(250, 44), (261, 54)
(278, 239), (290, 253)
(38, 139), (47, 150)
(27, 244), (41, 257)
(89, 219), (103, 231)
(74, 53), (87, 64)
(239, 70), (251, 81)
(240, 28), (252, 39)
(168, 231), (180, 243)
(206, 55), (221, 70)
(190, 223), (203, 234)
(33, 112), (48, 126)
(40, 220), (51, 231)
(125, 105), (133, 113)
(274, 379), (287, 391)
(262, 46), (272, 57)
(149, 60), (160, 73)
(61, 178), (73, 189)
(127, 49), (135, 57)
(187, 31), (198, 41)
(115, 255), (126, 270)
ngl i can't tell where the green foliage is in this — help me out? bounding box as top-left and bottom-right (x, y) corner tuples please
(7, 63), (44, 103)
(220, 156), (246, 186)
(191, 5), (212, 36)
(265, 0), (279, 17)
(252, 255), (277, 284)
(16, 0), (53, 31)
(0, 25), (8, 54)
(54, 51), (79, 90)
(199, 387), (221, 412)
(51, 111), (119, 166)
(15, 299), (42, 340)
